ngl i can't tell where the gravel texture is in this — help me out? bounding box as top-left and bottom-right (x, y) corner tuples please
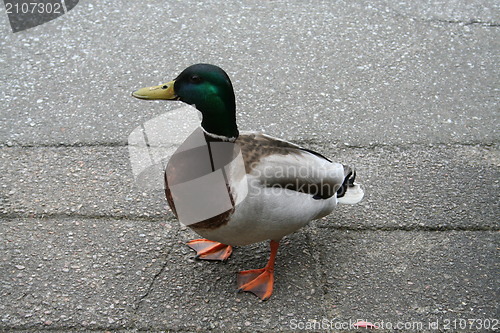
(0, 0), (498, 332)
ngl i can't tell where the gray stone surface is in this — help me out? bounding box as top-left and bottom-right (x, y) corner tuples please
(320, 230), (499, 328)
(1, 145), (498, 230)
(0, 0), (498, 332)
(1, 0), (498, 147)
(1, 219), (498, 331)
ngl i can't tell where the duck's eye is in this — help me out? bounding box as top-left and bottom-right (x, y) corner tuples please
(190, 75), (202, 83)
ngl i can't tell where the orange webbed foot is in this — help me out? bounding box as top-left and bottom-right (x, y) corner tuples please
(237, 267), (274, 300)
(236, 240), (280, 301)
(186, 239), (233, 261)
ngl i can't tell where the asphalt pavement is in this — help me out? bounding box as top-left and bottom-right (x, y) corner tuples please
(1, 0), (498, 332)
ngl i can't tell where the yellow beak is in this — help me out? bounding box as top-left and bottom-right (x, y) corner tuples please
(132, 80), (178, 100)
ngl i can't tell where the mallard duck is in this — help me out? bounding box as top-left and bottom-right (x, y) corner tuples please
(132, 64), (363, 300)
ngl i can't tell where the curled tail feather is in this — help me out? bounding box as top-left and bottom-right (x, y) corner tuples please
(337, 166), (364, 204)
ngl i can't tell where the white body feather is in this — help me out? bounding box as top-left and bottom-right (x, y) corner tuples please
(193, 134), (352, 246)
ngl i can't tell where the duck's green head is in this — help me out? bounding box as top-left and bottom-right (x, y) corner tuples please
(132, 64), (238, 140)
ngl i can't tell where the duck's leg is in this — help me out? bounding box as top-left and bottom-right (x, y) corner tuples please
(187, 239), (233, 261)
(237, 240), (279, 300)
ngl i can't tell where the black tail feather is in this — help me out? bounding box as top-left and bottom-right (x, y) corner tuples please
(336, 166), (356, 198)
